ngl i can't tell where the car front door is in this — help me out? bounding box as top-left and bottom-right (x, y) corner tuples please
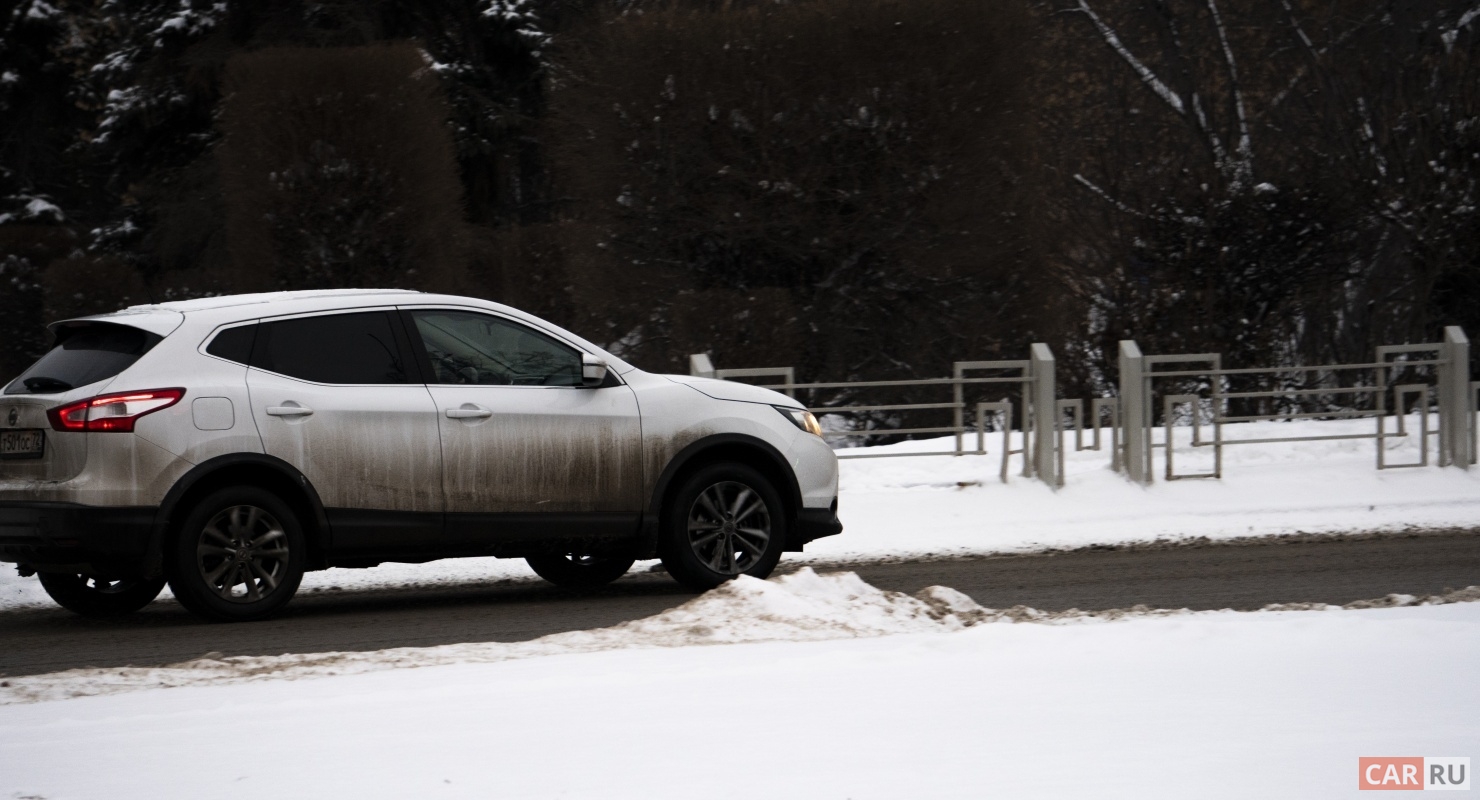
(403, 307), (644, 553)
(245, 309), (444, 558)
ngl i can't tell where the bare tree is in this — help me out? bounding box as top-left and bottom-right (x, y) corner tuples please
(1039, 0), (1480, 397)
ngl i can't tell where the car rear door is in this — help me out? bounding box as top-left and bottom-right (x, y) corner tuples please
(245, 309), (444, 558)
(402, 307), (644, 553)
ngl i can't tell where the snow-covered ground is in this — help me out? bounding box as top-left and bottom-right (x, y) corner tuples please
(826, 412), (1480, 555)
(2, 570), (1477, 799)
(5, 414), (1476, 610)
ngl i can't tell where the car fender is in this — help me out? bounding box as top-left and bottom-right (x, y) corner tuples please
(637, 432), (802, 558)
(147, 453), (331, 576)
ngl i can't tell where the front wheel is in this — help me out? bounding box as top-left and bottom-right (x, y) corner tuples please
(526, 552), (636, 589)
(37, 572), (166, 618)
(166, 486), (306, 622)
(659, 462), (787, 591)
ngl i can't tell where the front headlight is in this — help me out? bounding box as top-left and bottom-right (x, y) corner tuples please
(775, 405), (823, 437)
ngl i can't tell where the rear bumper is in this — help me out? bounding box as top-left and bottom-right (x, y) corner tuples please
(0, 502), (155, 574)
(792, 501), (842, 549)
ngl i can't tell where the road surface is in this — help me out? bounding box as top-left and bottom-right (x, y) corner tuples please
(2, 529), (1476, 678)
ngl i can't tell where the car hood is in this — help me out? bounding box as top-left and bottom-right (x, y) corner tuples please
(663, 374), (800, 408)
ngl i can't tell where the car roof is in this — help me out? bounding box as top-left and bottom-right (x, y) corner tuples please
(47, 290), (426, 338)
(129, 289), (425, 314)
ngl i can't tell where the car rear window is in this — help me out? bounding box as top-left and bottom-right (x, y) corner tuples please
(255, 311), (412, 385)
(4, 323), (163, 395)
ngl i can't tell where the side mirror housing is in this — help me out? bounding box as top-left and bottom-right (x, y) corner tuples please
(581, 354), (608, 387)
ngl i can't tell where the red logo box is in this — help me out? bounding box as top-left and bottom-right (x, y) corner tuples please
(1361, 758), (1426, 791)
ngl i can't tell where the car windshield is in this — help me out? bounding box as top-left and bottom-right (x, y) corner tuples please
(4, 323), (163, 395)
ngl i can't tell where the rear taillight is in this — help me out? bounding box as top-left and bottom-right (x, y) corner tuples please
(47, 388), (186, 433)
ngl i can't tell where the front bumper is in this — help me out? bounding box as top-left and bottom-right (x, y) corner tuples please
(791, 500), (842, 549)
(0, 502), (156, 575)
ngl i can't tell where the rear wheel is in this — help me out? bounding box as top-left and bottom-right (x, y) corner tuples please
(37, 572), (166, 618)
(526, 551), (636, 589)
(166, 486), (306, 622)
(659, 462), (787, 591)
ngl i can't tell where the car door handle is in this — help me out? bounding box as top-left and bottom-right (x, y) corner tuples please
(446, 407), (493, 419)
(266, 405), (314, 417)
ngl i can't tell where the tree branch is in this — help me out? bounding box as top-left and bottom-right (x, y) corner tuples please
(1073, 0), (1186, 116)
(1354, 97), (1388, 178)
(1191, 92), (1228, 175)
(1072, 173), (1148, 218)
(1205, 0), (1252, 188)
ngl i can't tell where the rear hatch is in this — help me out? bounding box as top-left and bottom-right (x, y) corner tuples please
(1, 318), (175, 484)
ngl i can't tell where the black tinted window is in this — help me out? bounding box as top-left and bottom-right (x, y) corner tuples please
(206, 324), (257, 365)
(5, 323), (162, 395)
(410, 310), (582, 386)
(257, 312), (410, 385)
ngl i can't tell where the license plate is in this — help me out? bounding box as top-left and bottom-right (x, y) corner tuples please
(0, 429), (44, 459)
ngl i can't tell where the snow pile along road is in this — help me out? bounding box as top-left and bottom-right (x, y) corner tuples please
(6, 568), (1479, 706)
(0, 569), (981, 703)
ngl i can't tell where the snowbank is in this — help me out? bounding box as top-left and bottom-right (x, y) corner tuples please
(0, 569), (995, 704)
(4, 567), (1476, 705)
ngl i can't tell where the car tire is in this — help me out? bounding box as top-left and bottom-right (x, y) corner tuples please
(37, 572), (167, 618)
(659, 462), (787, 591)
(526, 552), (637, 589)
(166, 486), (306, 623)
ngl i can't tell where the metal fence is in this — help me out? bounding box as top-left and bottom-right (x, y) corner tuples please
(691, 326), (1475, 488)
(1118, 326), (1475, 483)
(690, 348), (1062, 482)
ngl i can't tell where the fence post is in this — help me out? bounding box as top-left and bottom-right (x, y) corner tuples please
(1119, 340), (1150, 484)
(952, 362), (965, 456)
(1030, 343), (1059, 487)
(689, 353), (716, 378)
(1441, 327), (1472, 468)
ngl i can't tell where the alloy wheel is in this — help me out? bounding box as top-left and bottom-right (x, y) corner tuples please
(195, 504), (292, 603)
(685, 480), (773, 575)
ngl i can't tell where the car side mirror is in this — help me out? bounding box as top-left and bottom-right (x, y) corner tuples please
(581, 354), (608, 387)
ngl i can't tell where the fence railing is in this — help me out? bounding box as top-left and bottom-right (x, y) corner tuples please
(691, 348), (1062, 483)
(1119, 326), (1474, 483)
(690, 326), (1475, 488)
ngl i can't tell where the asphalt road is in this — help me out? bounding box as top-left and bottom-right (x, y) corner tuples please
(2, 530), (1477, 678)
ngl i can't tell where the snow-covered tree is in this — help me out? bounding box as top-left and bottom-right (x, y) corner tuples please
(1043, 0), (1480, 396)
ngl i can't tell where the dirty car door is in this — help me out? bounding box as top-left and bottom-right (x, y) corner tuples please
(403, 308), (643, 553)
(246, 310), (444, 558)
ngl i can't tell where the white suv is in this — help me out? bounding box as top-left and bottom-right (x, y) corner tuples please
(0, 290), (840, 621)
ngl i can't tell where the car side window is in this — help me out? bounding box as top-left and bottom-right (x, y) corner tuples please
(409, 310), (583, 387)
(205, 324), (257, 365)
(256, 311), (411, 385)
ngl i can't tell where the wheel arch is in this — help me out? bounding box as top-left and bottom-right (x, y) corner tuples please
(640, 433), (803, 557)
(147, 453), (331, 576)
